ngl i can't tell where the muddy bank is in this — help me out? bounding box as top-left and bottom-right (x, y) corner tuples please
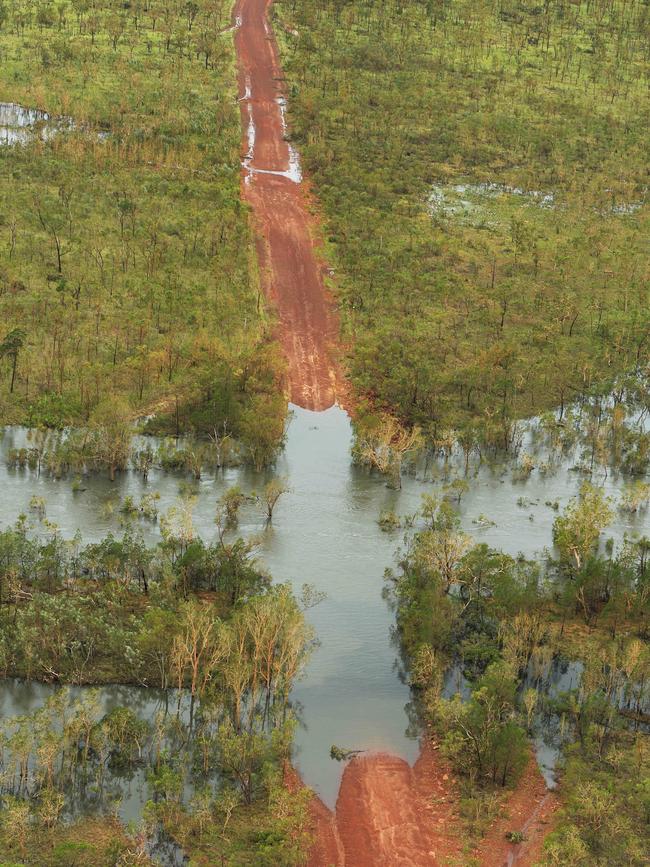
(233, 0), (342, 411)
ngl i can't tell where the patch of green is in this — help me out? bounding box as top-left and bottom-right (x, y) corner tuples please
(0, 494), (314, 865)
(541, 736), (649, 866)
(388, 484), (650, 858)
(0, 504), (273, 683)
(0, 0), (285, 457)
(275, 0), (650, 445)
(158, 780), (313, 866)
(0, 815), (147, 866)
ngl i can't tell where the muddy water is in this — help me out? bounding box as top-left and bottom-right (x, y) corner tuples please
(0, 103), (48, 141)
(0, 102), (106, 145)
(0, 102), (65, 145)
(0, 406), (648, 810)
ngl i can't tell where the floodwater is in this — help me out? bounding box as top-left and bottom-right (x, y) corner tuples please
(0, 405), (648, 813)
(0, 102), (105, 146)
(0, 679), (192, 824)
(0, 102), (61, 145)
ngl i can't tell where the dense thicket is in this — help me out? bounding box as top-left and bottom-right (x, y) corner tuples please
(0, 0), (285, 453)
(276, 0), (650, 445)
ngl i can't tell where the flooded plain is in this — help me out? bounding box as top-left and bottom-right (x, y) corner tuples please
(0, 102), (107, 146)
(0, 102), (68, 145)
(1, 404), (648, 813)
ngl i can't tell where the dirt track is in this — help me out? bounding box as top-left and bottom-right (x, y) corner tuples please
(305, 746), (557, 867)
(302, 745), (460, 867)
(233, 0), (341, 411)
(232, 5), (556, 864)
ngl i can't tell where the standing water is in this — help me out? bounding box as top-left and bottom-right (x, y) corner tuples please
(0, 405), (647, 807)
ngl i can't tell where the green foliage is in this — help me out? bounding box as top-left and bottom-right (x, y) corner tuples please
(390, 489), (650, 859)
(0, 562), (315, 864)
(0, 520), (271, 683)
(542, 737), (650, 865)
(0, 0), (285, 457)
(553, 482), (613, 573)
(432, 661), (529, 787)
(276, 0), (650, 444)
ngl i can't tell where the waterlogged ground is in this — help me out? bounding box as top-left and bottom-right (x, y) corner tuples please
(1, 405), (649, 812)
(428, 180), (647, 224)
(0, 102), (106, 146)
(0, 102), (71, 145)
(0, 679), (193, 825)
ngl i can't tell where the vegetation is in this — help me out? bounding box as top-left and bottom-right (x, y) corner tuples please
(276, 0), (650, 448)
(0, 815), (153, 866)
(2, 0), (650, 863)
(0, 0), (286, 457)
(0, 500), (315, 863)
(5, 419), (287, 488)
(388, 484), (650, 858)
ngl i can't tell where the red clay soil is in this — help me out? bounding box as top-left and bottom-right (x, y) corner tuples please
(302, 744), (557, 867)
(475, 755), (559, 867)
(233, 0), (343, 411)
(305, 743), (462, 867)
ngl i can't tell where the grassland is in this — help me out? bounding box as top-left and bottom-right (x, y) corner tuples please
(0, 0), (285, 458)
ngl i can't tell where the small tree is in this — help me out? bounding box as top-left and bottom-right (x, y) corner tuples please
(89, 397), (132, 481)
(0, 328), (26, 393)
(553, 482), (613, 572)
(355, 413), (423, 489)
(262, 478), (289, 522)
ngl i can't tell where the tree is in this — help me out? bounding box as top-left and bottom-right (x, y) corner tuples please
(171, 600), (227, 708)
(415, 527), (473, 593)
(135, 608), (179, 688)
(355, 413), (423, 489)
(432, 661), (528, 787)
(262, 478), (289, 522)
(0, 328), (26, 393)
(553, 483), (613, 573)
(88, 397), (132, 481)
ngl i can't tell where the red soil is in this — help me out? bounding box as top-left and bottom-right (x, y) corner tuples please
(475, 756), (559, 867)
(233, 0), (343, 411)
(306, 743), (461, 867)
(303, 745), (557, 867)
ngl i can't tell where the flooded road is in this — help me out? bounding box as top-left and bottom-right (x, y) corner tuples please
(1, 406), (646, 808)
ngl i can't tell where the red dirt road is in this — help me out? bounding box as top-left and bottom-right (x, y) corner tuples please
(231, 5), (557, 865)
(307, 745), (461, 867)
(475, 756), (559, 867)
(233, 0), (342, 411)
